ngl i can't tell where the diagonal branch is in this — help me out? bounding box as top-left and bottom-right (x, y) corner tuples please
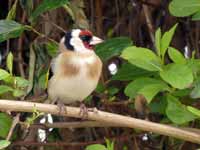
(0, 99), (200, 144)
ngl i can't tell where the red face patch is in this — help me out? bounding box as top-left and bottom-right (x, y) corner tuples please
(79, 30), (93, 37)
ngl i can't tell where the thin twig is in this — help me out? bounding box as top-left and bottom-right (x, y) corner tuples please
(6, 113), (20, 141)
(25, 44), (36, 96)
(142, 3), (155, 49)
(41, 14), (66, 33)
(20, 121), (122, 129)
(17, 12), (26, 78)
(0, 100), (200, 144)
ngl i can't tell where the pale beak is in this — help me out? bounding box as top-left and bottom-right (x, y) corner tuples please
(90, 36), (104, 45)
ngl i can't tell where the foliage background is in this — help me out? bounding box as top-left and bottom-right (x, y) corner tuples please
(0, 0), (200, 149)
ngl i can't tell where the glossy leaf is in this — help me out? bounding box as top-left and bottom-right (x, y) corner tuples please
(186, 59), (200, 75)
(112, 63), (154, 81)
(190, 81), (200, 98)
(107, 86), (119, 96)
(161, 24), (178, 58)
(46, 41), (58, 57)
(169, 0), (200, 17)
(0, 85), (13, 95)
(95, 83), (106, 93)
(0, 69), (10, 81)
(13, 89), (25, 97)
(0, 20), (26, 42)
(192, 10), (200, 21)
(138, 83), (169, 103)
(121, 46), (162, 71)
(96, 37), (132, 61)
(187, 106), (200, 117)
(160, 63), (193, 89)
(149, 96), (167, 114)
(125, 77), (168, 100)
(86, 144), (107, 150)
(168, 47), (186, 64)
(15, 77), (30, 88)
(6, 52), (13, 74)
(0, 113), (12, 138)
(155, 28), (161, 56)
(166, 95), (198, 124)
(30, 0), (69, 22)
(0, 140), (11, 149)
(6, 0), (18, 20)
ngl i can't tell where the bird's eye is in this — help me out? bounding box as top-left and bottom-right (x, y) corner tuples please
(80, 35), (92, 42)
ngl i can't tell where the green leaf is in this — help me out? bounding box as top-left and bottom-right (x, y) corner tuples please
(0, 140), (11, 149)
(105, 138), (114, 150)
(0, 20), (26, 42)
(15, 77), (29, 88)
(30, 0), (69, 22)
(95, 83), (106, 93)
(190, 82), (200, 98)
(169, 0), (200, 17)
(125, 77), (168, 99)
(192, 10), (200, 21)
(112, 63), (154, 81)
(86, 144), (107, 150)
(160, 63), (193, 89)
(0, 113), (12, 138)
(0, 69), (10, 81)
(107, 87), (119, 96)
(46, 41), (58, 57)
(96, 37), (132, 61)
(138, 83), (169, 103)
(6, 52), (13, 74)
(0, 85), (13, 95)
(149, 96), (167, 114)
(155, 28), (161, 56)
(187, 106), (200, 117)
(168, 47), (186, 64)
(172, 89), (191, 97)
(186, 59), (200, 75)
(121, 46), (162, 71)
(12, 89), (25, 97)
(166, 95), (198, 124)
(6, 0), (18, 20)
(161, 24), (178, 58)
(38, 73), (47, 90)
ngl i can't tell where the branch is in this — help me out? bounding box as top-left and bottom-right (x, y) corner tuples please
(0, 100), (200, 144)
(20, 121), (121, 129)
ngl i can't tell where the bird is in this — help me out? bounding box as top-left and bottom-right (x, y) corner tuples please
(47, 29), (103, 114)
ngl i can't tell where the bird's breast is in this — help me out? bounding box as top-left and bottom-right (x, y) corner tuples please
(48, 52), (102, 104)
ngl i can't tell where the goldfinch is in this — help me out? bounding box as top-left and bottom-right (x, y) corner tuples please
(47, 29), (103, 108)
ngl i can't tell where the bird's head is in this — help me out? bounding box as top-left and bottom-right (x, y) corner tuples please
(60, 29), (103, 53)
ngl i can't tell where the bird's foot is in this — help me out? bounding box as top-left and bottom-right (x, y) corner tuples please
(79, 103), (88, 119)
(79, 104), (98, 119)
(57, 100), (67, 115)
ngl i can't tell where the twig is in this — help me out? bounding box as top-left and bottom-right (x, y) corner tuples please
(20, 121), (122, 129)
(0, 100), (200, 144)
(41, 14), (66, 33)
(17, 12), (26, 78)
(25, 44), (36, 96)
(142, 3), (155, 49)
(6, 113), (20, 141)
